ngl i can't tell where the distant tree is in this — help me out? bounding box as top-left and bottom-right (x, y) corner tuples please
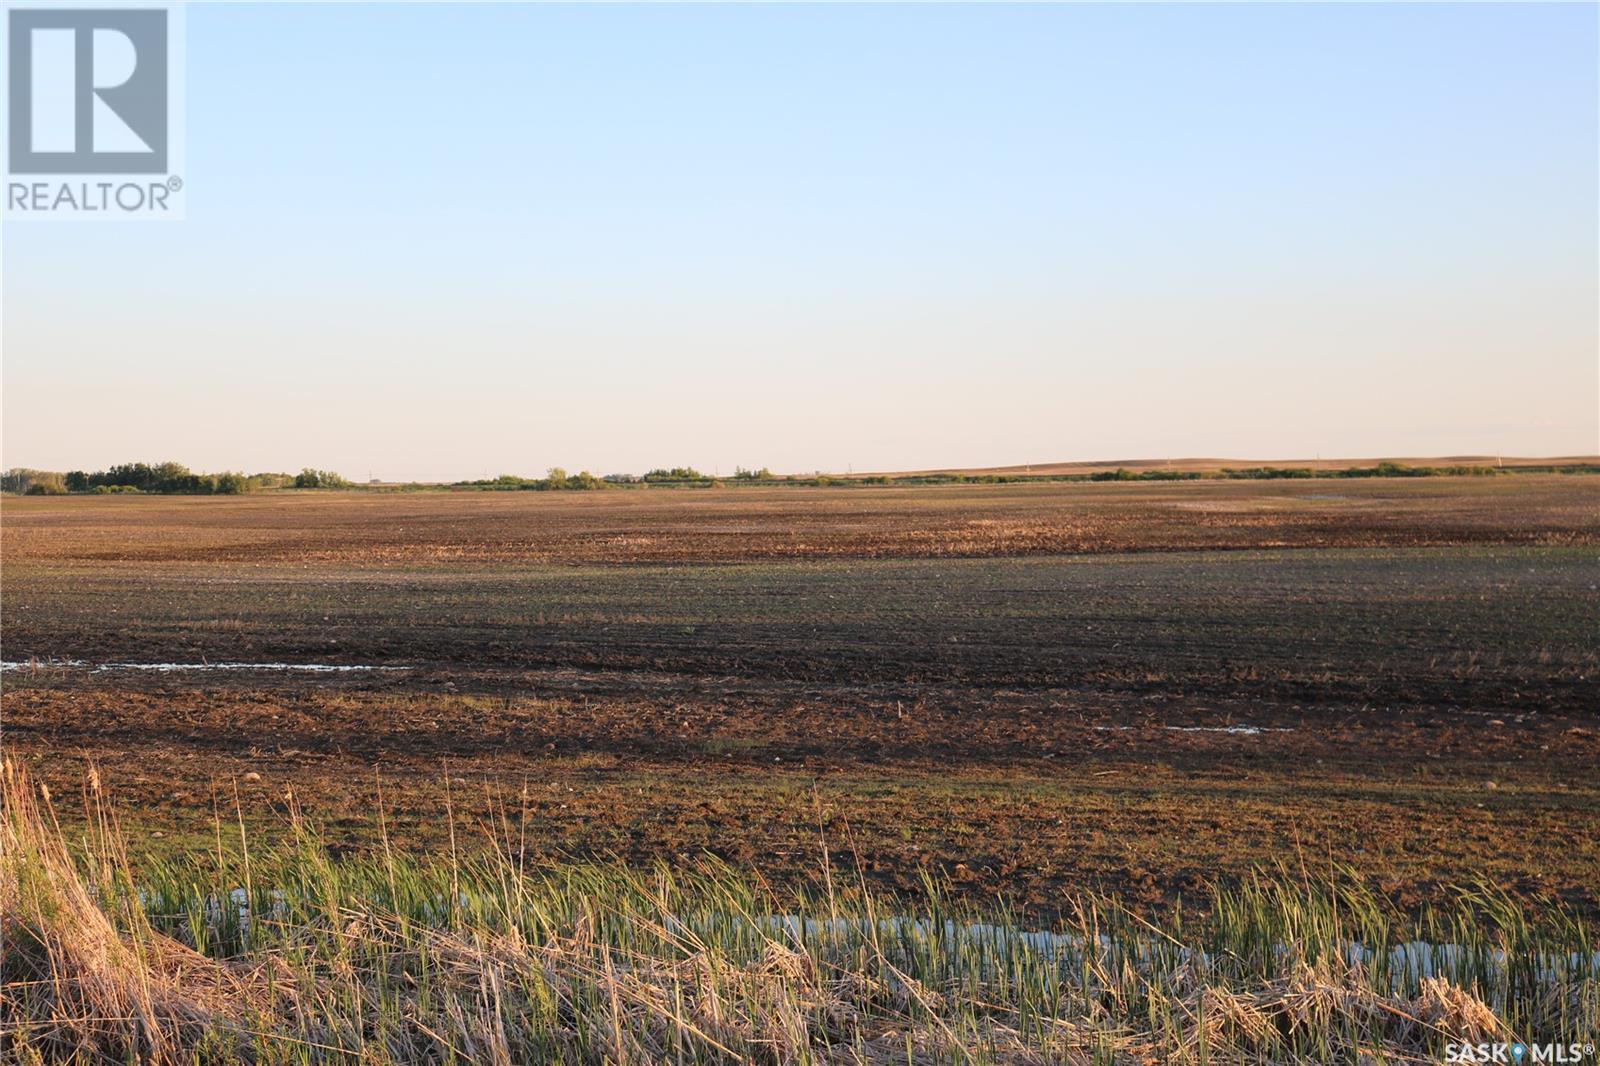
(24, 474), (67, 495)
(100, 462), (155, 490)
(3, 468), (66, 494)
(152, 461), (195, 491)
(6, 462), (287, 494)
(643, 467), (706, 482)
(294, 468), (351, 489)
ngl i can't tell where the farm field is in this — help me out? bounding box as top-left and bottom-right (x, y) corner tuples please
(3, 477), (1598, 917)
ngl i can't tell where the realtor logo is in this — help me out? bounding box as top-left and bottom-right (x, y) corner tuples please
(8, 8), (167, 173)
(5, 4), (182, 218)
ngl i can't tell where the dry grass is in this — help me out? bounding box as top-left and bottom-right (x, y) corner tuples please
(3, 762), (1594, 1065)
(0, 765), (274, 1061)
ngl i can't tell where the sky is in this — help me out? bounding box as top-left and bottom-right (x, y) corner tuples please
(3, 2), (1596, 481)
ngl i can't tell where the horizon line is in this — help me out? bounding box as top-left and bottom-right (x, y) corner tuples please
(6, 452), (1598, 485)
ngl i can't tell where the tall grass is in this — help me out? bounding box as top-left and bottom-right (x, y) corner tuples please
(3, 763), (1594, 1064)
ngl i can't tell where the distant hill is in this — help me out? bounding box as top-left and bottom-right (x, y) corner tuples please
(848, 456), (1599, 479)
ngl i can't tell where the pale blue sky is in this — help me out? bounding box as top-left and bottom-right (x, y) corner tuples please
(4, 2), (1596, 480)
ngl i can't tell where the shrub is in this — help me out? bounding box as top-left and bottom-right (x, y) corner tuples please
(1222, 467), (1314, 480)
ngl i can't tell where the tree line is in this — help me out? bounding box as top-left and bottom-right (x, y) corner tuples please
(454, 466), (780, 491)
(2, 463), (352, 495)
(6, 460), (1590, 497)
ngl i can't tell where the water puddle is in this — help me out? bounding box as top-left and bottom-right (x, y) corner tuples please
(1, 659), (407, 674)
(1092, 724), (1294, 736)
(756, 914), (1599, 984)
(165, 889), (1600, 987)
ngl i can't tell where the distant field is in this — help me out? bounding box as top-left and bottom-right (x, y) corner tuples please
(856, 454), (1600, 478)
(2, 477), (1597, 916)
(4, 474), (1596, 564)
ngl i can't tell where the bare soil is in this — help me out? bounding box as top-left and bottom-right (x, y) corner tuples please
(3, 478), (1596, 917)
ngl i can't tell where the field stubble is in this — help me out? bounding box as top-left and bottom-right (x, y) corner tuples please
(2, 478), (1597, 919)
